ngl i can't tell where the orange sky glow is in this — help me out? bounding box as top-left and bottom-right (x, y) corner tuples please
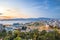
(0, 7), (29, 19)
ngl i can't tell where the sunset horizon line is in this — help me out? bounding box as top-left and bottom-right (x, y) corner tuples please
(0, 16), (57, 19)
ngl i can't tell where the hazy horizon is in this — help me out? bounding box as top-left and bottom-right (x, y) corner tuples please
(0, 0), (60, 18)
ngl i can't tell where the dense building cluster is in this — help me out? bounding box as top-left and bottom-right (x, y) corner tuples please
(0, 19), (60, 40)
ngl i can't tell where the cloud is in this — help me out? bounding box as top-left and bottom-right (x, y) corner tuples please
(32, 0), (49, 10)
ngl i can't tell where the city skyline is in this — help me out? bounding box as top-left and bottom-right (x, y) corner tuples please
(0, 0), (60, 18)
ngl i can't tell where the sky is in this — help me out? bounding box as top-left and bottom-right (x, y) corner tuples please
(0, 0), (60, 18)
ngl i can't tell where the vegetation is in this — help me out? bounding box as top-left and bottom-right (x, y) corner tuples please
(0, 28), (60, 40)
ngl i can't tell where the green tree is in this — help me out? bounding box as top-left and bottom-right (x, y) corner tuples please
(45, 32), (55, 40)
(14, 37), (22, 40)
(2, 29), (7, 38)
(14, 30), (20, 37)
(4, 36), (10, 40)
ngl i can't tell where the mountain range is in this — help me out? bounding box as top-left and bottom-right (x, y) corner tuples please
(0, 16), (56, 21)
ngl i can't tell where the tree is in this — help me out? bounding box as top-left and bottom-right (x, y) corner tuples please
(2, 29), (7, 38)
(20, 32), (26, 39)
(40, 30), (47, 35)
(45, 32), (55, 40)
(14, 30), (20, 37)
(4, 36), (10, 40)
(14, 37), (22, 40)
(55, 29), (60, 40)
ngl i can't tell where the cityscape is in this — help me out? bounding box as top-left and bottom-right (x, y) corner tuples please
(0, 0), (60, 40)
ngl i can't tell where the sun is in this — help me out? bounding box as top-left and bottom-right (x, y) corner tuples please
(0, 7), (6, 13)
(0, 7), (8, 16)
